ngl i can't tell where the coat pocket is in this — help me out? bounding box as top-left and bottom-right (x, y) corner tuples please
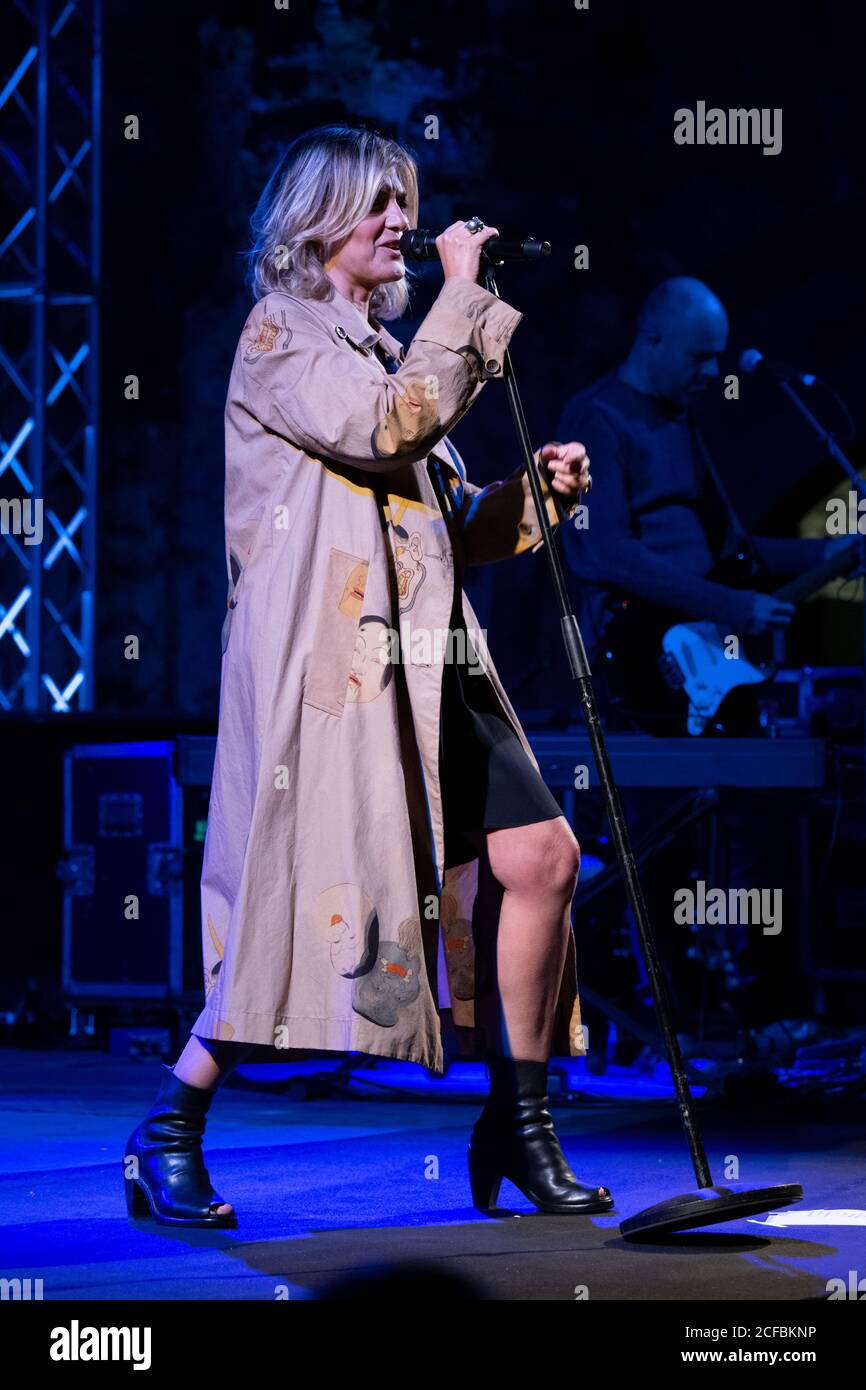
(302, 547), (370, 717)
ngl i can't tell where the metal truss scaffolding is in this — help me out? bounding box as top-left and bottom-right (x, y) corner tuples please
(0, 0), (101, 712)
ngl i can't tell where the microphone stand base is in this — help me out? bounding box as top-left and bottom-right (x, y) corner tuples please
(619, 1183), (804, 1241)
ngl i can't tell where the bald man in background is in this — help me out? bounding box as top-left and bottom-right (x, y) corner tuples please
(554, 275), (832, 683)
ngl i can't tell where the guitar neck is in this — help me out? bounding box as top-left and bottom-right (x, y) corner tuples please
(774, 539), (860, 605)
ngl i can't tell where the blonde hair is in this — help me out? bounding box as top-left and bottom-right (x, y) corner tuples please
(246, 125), (419, 320)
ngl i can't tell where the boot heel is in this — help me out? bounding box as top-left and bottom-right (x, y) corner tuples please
(468, 1144), (503, 1212)
(124, 1174), (152, 1219)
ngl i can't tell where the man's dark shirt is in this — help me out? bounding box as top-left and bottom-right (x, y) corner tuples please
(556, 370), (816, 660)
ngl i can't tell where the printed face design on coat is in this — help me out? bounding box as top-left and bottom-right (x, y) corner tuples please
(441, 915), (475, 1002)
(392, 525), (427, 612)
(338, 560), (369, 621)
(242, 309), (293, 362)
(352, 934), (422, 1027)
(202, 914), (235, 1039)
(372, 380), (439, 459)
(204, 913), (224, 1000)
(313, 884), (379, 978)
(346, 615), (393, 703)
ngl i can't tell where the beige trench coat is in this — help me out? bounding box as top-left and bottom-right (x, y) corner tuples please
(192, 274), (587, 1074)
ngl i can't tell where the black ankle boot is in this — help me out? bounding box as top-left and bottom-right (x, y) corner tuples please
(123, 1063), (236, 1227)
(468, 1055), (614, 1215)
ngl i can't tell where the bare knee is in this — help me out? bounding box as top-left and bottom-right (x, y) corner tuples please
(546, 820), (581, 891)
(489, 817), (580, 898)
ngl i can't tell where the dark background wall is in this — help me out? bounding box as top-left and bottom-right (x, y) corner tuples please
(99, 0), (865, 719)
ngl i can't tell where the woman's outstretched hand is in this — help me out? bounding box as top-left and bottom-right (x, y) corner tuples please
(435, 219), (501, 282)
(537, 441), (592, 500)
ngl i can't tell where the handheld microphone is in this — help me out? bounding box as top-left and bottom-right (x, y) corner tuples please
(399, 228), (551, 263)
(738, 348), (818, 388)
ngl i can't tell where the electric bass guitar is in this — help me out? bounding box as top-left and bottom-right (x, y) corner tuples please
(601, 540), (860, 736)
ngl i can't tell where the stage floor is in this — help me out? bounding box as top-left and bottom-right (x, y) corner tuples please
(2, 1049), (864, 1301)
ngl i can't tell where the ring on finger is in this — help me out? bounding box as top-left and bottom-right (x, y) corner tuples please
(464, 215), (485, 234)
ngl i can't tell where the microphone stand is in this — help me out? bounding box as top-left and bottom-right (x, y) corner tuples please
(482, 258), (803, 1239)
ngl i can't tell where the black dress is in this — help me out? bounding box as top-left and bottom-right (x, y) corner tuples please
(438, 584), (563, 871)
